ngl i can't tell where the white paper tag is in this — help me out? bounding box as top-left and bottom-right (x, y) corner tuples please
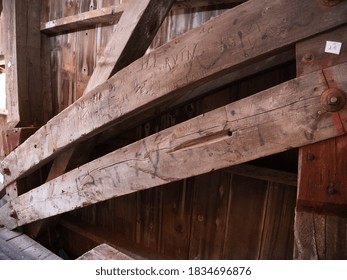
(0, 173), (4, 184)
(325, 41), (342, 55)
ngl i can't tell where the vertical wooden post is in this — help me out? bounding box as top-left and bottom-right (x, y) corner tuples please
(3, 0), (44, 128)
(294, 25), (347, 259)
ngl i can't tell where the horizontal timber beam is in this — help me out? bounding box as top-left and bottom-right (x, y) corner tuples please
(227, 164), (297, 187)
(1, 0), (347, 192)
(41, 4), (125, 35)
(0, 62), (346, 229)
(41, 0), (244, 35)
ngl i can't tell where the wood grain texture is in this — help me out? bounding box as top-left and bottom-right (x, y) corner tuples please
(0, 226), (61, 260)
(189, 172), (231, 259)
(3, 0), (44, 128)
(296, 25), (347, 76)
(1, 63), (346, 229)
(41, 4), (125, 35)
(259, 182), (296, 259)
(297, 135), (347, 215)
(77, 243), (133, 260)
(84, 0), (175, 93)
(222, 175), (268, 259)
(41, 1), (243, 35)
(160, 180), (193, 259)
(2, 0), (346, 191)
(294, 212), (347, 259)
(294, 24), (347, 260)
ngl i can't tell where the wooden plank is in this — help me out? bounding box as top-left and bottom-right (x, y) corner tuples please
(2, 0), (346, 190)
(296, 136), (347, 215)
(294, 213), (347, 259)
(41, 4), (124, 35)
(136, 188), (162, 251)
(59, 215), (169, 259)
(160, 180), (193, 259)
(296, 25), (347, 77)
(84, 0), (175, 93)
(0, 226), (22, 241)
(228, 164), (297, 187)
(1, 63), (347, 229)
(3, 0), (44, 128)
(77, 243), (134, 260)
(2, 0), (19, 127)
(189, 171), (231, 259)
(0, 226), (61, 260)
(222, 175), (268, 259)
(24, 147), (75, 238)
(258, 182), (296, 259)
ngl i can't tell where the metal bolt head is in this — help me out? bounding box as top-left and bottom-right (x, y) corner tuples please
(303, 53), (314, 62)
(326, 186), (337, 195)
(307, 153), (315, 161)
(329, 96), (339, 104)
(320, 88), (346, 112)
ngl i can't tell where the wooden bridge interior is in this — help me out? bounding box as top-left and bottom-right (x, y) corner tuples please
(0, 0), (346, 260)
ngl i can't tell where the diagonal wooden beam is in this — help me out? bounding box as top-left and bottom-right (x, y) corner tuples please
(1, 62), (346, 229)
(1, 0), (346, 192)
(84, 0), (175, 93)
(46, 0), (175, 182)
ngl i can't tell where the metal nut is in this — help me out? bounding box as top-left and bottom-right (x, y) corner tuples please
(326, 186), (337, 195)
(320, 88), (346, 112)
(303, 53), (314, 62)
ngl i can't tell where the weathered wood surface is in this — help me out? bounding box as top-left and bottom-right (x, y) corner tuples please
(294, 212), (347, 259)
(259, 182), (296, 259)
(1, 0), (346, 192)
(41, 4), (125, 35)
(294, 25), (347, 259)
(0, 226), (61, 260)
(60, 215), (165, 259)
(77, 243), (133, 260)
(1, 62), (346, 229)
(41, 0), (243, 35)
(2, 0), (44, 128)
(296, 135), (347, 215)
(1, 127), (39, 156)
(26, 0), (174, 238)
(296, 25), (347, 77)
(228, 164), (297, 187)
(84, 0), (175, 93)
